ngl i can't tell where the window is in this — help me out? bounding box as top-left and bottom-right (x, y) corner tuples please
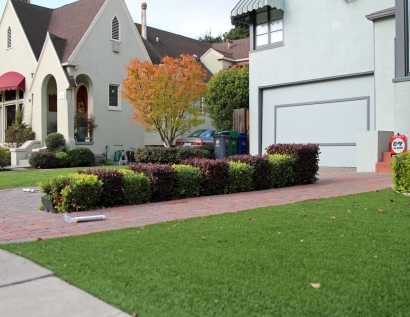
(112, 16), (119, 41)
(108, 84), (119, 108)
(255, 8), (283, 48)
(7, 27), (11, 49)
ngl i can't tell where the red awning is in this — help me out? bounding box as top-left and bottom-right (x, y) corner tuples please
(0, 72), (25, 91)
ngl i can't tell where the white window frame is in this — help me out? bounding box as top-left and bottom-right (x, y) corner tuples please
(111, 16), (120, 41)
(254, 8), (284, 50)
(7, 26), (11, 49)
(108, 83), (121, 110)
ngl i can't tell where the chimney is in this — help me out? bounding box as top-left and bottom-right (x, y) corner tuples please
(141, 2), (147, 40)
(156, 36), (159, 43)
(227, 39), (234, 50)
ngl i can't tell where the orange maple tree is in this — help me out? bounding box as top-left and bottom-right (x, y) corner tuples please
(122, 54), (207, 147)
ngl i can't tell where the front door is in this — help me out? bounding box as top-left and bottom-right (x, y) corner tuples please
(76, 85), (88, 116)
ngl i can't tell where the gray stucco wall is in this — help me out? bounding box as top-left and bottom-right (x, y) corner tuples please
(70, 0), (149, 157)
(249, 0), (394, 160)
(374, 16), (395, 131)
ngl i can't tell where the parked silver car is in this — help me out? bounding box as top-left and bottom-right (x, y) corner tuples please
(175, 129), (216, 149)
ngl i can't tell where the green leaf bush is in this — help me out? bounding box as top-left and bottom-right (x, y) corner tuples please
(120, 170), (151, 205)
(227, 155), (270, 190)
(45, 133), (65, 151)
(68, 148), (95, 167)
(4, 107), (35, 148)
(391, 152), (410, 192)
(268, 154), (295, 188)
(172, 164), (204, 198)
(0, 146), (11, 169)
(59, 174), (103, 212)
(265, 143), (319, 185)
(29, 152), (58, 169)
(56, 152), (70, 168)
(227, 161), (254, 193)
(134, 146), (211, 164)
(40, 174), (102, 212)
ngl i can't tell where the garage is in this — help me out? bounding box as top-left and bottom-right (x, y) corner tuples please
(260, 74), (374, 167)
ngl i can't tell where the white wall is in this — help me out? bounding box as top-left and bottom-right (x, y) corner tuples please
(261, 75), (374, 166)
(374, 16), (395, 131)
(249, 0), (394, 156)
(69, 0), (149, 156)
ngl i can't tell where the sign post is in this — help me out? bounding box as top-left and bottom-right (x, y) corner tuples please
(390, 134), (407, 154)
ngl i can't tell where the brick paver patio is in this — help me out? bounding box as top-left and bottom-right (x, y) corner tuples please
(0, 167), (392, 244)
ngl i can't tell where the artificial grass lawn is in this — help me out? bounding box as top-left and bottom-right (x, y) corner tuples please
(0, 165), (127, 190)
(2, 189), (410, 316)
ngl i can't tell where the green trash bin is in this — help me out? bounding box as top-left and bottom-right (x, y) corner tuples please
(221, 130), (239, 156)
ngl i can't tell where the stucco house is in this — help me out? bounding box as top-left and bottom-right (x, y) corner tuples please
(230, 0), (404, 170)
(0, 0), (151, 165)
(0, 0), (250, 165)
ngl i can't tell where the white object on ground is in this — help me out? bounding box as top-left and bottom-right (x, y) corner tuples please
(64, 214), (106, 223)
(23, 188), (40, 193)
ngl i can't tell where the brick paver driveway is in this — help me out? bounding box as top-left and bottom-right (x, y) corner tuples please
(0, 167), (392, 244)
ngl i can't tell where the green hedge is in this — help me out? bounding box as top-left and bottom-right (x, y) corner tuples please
(227, 161), (254, 193)
(0, 146), (11, 169)
(268, 154), (295, 188)
(134, 146), (211, 164)
(391, 152), (410, 192)
(40, 174), (102, 212)
(172, 164), (204, 198)
(121, 170), (151, 205)
(68, 148), (95, 167)
(29, 152), (59, 169)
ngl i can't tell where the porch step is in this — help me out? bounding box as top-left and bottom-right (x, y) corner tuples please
(375, 152), (392, 174)
(18, 159), (30, 167)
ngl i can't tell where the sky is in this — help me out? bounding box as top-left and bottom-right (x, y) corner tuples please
(0, 0), (239, 39)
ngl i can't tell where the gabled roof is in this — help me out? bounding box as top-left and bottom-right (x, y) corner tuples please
(11, 0), (53, 60)
(135, 23), (249, 65)
(211, 38), (250, 60)
(135, 23), (213, 64)
(12, 0), (105, 62)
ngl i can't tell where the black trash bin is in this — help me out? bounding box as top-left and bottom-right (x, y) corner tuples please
(213, 133), (231, 159)
(237, 133), (248, 154)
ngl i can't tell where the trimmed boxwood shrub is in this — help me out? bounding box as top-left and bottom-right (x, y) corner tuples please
(227, 155), (270, 190)
(268, 154), (295, 188)
(45, 132), (65, 151)
(0, 146), (11, 169)
(29, 151), (58, 169)
(60, 174), (103, 212)
(40, 174), (102, 212)
(79, 169), (124, 207)
(227, 161), (254, 193)
(134, 146), (211, 164)
(68, 148), (95, 167)
(121, 169), (151, 205)
(56, 152), (70, 168)
(172, 164), (204, 198)
(265, 143), (319, 185)
(182, 158), (229, 196)
(391, 152), (410, 192)
(129, 162), (176, 202)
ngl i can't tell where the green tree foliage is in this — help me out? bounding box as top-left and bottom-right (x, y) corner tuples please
(5, 107), (35, 148)
(223, 27), (250, 41)
(205, 65), (249, 131)
(198, 27), (249, 43)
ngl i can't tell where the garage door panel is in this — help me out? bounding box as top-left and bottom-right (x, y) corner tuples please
(275, 98), (369, 144)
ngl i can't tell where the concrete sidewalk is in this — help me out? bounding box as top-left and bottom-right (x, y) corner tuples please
(0, 249), (130, 317)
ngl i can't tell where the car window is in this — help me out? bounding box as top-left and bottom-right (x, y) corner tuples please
(200, 130), (215, 137)
(188, 130), (205, 137)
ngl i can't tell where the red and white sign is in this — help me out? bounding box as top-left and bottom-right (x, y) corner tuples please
(390, 135), (407, 154)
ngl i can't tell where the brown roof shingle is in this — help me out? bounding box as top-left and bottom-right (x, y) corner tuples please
(12, 0), (105, 62)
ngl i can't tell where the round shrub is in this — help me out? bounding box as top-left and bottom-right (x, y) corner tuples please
(68, 148), (95, 167)
(29, 152), (58, 169)
(56, 152), (70, 168)
(0, 146), (11, 169)
(45, 133), (65, 151)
